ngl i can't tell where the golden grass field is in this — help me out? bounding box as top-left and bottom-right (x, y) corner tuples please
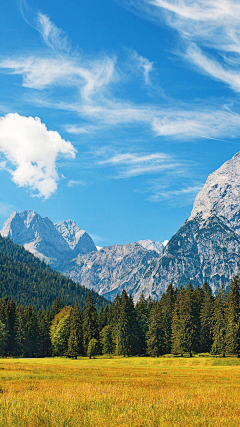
(0, 356), (239, 426)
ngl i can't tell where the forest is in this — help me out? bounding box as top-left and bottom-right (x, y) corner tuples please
(0, 275), (240, 359)
(0, 234), (108, 311)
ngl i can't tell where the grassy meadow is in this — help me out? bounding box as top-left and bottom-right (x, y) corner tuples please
(0, 356), (239, 426)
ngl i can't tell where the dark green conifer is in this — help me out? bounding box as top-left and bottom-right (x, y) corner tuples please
(226, 276), (240, 357)
(68, 303), (84, 358)
(135, 293), (149, 355)
(200, 283), (214, 353)
(211, 286), (227, 357)
(146, 301), (165, 357)
(83, 292), (99, 354)
(160, 283), (176, 354)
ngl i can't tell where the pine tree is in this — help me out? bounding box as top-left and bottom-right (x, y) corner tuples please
(117, 290), (139, 356)
(68, 303), (84, 358)
(211, 286), (227, 357)
(37, 309), (52, 357)
(160, 283), (176, 354)
(100, 325), (114, 355)
(83, 292), (99, 354)
(200, 283), (214, 353)
(146, 301), (165, 357)
(2, 298), (16, 356)
(15, 305), (27, 356)
(171, 283), (198, 357)
(24, 305), (39, 357)
(226, 276), (240, 357)
(0, 320), (7, 355)
(135, 293), (149, 355)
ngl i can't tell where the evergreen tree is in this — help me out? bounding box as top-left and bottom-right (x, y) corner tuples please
(100, 325), (114, 355)
(226, 276), (240, 357)
(67, 303), (84, 358)
(117, 290), (139, 356)
(160, 284), (176, 354)
(171, 283), (198, 357)
(146, 301), (165, 357)
(23, 305), (39, 357)
(37, 309), (52, 357)
(15, 305), (27, 356)
(0, 320), (7, 355)
(83, 292), (99, 354)
(200, 283), (214, 353)
(211, 286), (227, 357)
(1, 298), (16, 356)
(135, 293), (149, 355)
(111, 294), (121, 356)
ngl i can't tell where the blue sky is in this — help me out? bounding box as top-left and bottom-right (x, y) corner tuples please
(1, 0), (240, 246)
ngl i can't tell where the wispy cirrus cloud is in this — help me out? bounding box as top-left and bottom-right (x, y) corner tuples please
(147, 183), (203, 204)
(117, 0), (240, 93)
(67, 179), (85, 187)
(99, 151), (183, 178)
(2, 6), (240, 142)
(130, 50), (154, 85)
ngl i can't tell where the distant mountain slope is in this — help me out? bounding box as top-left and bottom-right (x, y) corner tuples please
(1, 210), (97, 262)
(53, 243), (159, 301)
(0, 234), (108, 311)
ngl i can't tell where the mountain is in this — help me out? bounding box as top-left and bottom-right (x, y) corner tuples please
(3, 152), (240, 301)
(54, 243), (159, 301)
(138, 239), (164, 254)
(55, 219), (97, 256)
(0, 234), (109, 311)
(1, 210), (97, 262)
(134, 152), (240, 298)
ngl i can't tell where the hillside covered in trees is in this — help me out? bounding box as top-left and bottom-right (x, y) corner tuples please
(0, 277), (240, 358)
(0, 235), (109, 311)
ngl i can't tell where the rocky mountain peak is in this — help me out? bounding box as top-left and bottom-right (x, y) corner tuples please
(1, 210), (97, 260)
(137, 239), (164, 254)
(55, 219), (97, 254)
(190, 151), (240, 233)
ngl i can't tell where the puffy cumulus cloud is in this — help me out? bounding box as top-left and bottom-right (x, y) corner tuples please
(0, 113), (76, 198)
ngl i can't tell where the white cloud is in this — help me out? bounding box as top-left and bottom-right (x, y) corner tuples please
(37, 12), (71, 53)
(0, 113), (76, 198)
(67, 180), (85, 187)
(3, 6), (240, 142)
(99, 152), (182, 178)
(147, 183), (203, 205)
(119, 0), (240, 92)
(130, 50), (154, 84)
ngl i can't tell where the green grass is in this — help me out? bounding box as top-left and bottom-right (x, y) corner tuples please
(0, 356), (239, 426)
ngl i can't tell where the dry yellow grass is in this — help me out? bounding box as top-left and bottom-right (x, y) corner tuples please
(0, 356), (239, 426)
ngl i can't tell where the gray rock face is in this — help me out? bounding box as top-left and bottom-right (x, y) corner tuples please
(55, 220), (97, 255)
(138, 239), (164, 254)
(53, 243), (159, 301)
(135, 151), (240, 298)
(190, 151), (240, 233)
(1, 210), (97, 261)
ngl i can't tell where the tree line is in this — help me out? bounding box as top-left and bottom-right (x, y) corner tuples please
(0, 276), (240, 358)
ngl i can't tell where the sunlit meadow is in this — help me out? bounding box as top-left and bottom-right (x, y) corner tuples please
(0, 356), (239, 426)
